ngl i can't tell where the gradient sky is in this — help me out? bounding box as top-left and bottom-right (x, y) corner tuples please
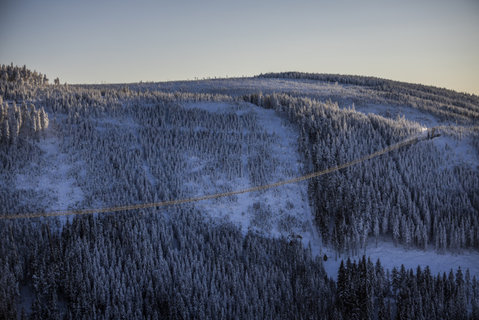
(1, 0), (478, 94)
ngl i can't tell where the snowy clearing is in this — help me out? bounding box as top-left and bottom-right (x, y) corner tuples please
(181, 102), (316, 240)
(15, 131), (84, 221)
(321, 240), (479, 280)
(433, 135), (479, 170)
(356, 103), (442, 127)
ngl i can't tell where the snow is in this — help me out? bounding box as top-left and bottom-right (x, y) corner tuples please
(183, 102), (233, 113)
(180, 102), (479, 279)
(10, 102), (476, 281)
(137, 78), (355, 98)
(181, 102), (316, 240)
(321, 240), (479, 280)
(15, 132), (84, 222)
(433, 135), (479, 170)
(356, 103), (442, 128)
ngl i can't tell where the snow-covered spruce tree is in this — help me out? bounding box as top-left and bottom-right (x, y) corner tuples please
(0, 101), (48, 145)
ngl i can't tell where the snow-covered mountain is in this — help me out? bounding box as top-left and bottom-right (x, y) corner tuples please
(1, 65), (478, 319)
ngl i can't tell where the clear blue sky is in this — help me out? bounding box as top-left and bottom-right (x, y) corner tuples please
(1, 0), (478, 94)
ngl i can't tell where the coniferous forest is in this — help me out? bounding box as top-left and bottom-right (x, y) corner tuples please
(1, 64), (479, 319)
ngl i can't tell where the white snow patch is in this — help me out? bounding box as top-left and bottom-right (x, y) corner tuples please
(321, 240), (479, 280)
(433, 135), (479, 170)
(181, 102), (316, 242)
(15, 135), (84, 223)
(356, 103), (442, 127)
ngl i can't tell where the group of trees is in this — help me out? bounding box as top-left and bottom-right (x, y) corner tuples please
(0, 64), (48, 86)
(0, 210), (335, 319)
(56, 97), (281, 211)
(246, 93), (479, 252)
(0, 98), (48, 145)
(258, 72), (479, 124)
(1, 65), (479, 318)
(2, 212), (478, 319)
(336, 257), (479, 319)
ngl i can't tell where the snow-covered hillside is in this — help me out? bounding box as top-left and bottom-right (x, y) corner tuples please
(181, 102), (313, 239)
(180, 102), (479, 280)
(356, 103), (442, 127)
(7, 99), (479, 282)
(2, 65), (479, 319)
(15, 133), (84, 220)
